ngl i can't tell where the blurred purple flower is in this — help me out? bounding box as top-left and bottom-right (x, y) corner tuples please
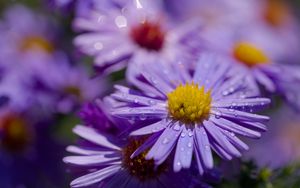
(0, 5), (105, 114)
(109, 52), (270, 174)
(73, 0), (202, 74)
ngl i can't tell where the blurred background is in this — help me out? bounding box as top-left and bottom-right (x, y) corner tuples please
(0, 0), (300, 188)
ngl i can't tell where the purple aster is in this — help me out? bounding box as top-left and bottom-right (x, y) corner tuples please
(73, 0), (201, 74)
(32, 53), (106, 113)
(64, 101), (212, 188)
(200, 22), (300, 110)
(0, 5), (57, 66)
(109, 52), (270, 174)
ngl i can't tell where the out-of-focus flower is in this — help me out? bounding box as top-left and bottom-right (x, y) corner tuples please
(32, 52), (106, 114)
(0, 5), (57, 65)
(202, 23), (300, 110)
(244, 105), (300, 168)
(0, 5), (105, 114)
(0, 107), (67, 187)
(110, 53), (270, 174)
(73, 0), (201, 74)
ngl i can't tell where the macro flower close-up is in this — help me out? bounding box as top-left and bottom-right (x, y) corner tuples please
(110, 53), (271, 175)
(0, 0), (300, 187)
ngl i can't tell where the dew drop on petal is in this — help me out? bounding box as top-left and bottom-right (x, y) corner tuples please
(148, 100), (156, 105)
(180, 132), (186, 138)
(94, 42), (103, 50)
(115, 15), (127, 28)
(162, 138), (169, 144)
(139, 114), (147, 120)
(173, 124), (181, 131)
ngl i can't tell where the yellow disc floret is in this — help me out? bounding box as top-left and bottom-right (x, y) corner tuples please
(233, 42), (270, 67)
(167, 83), (212, 124)
(20, 36), (54, 53)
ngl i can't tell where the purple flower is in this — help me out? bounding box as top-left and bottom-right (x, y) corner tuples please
(64, 101), (211, 188)
(0, 5), (57, 65)
(201, 23), (300, 110)
(109, 52), (270, 174)
(73, 0), (201, 74)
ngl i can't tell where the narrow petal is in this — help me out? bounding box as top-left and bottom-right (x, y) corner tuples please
(130, 119), (168, 136)
(70, 165), (121, 188)
(194, 126), (213, 169)
(210, 142), (232, 160)
(111, 106), (167, 119)
(66, 146), (115, 156)
(212, 98), (271, 109)
(221, 130), (249, 151)
(173, 127), (194, 172)
(211, 117), (261, 138)
(146, 124), (183, 163)
(111, 92), (165, 107)
(211, 109), (270, 122)
(204, 121), (241, 157)
(130, 132), (161, 158)
(73, 125), (121, 151)
(63, 155), (121, 166)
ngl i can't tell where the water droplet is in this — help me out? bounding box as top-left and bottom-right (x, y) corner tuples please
(150, 77), (158, 85)
(180, 132), (186, 137)
(188, 131), (193, 137)
(215, 111), (222, 119)
(115, 15), (127, 28)
(162, 138), (169, 144)
(134, 98), (139, 104)
(148, 100), (156, 105)
(230, 132), (235, 137)
(205, 145), (210, 150)
(173, 124), (181, 131)
(180, 147), (185, 151)
(187, 142), (192, 147)
(139, 114), (147, 121)
(94, 42), (103, 50)
(222, 90), (229, 96)
(177, 162), (181, 166)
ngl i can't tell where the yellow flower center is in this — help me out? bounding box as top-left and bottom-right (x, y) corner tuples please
(122, 138), (168, 181)
(20, 36), (54, 53)
(264, 0), (289, 27)
(167, 83), (212, 124)
(63, 86), (82, 99)
(233, 42), (270, 67)
(0, 114), (30, 152)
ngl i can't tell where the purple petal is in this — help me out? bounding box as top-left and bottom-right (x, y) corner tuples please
(146, 124), (183, 163)
(211, 109), (270, 122)
(211, 117), (261, 138)
(194, 126), (213, 169)
(63, 155), (121, 166)
(221, 130), (249, 151)
(130, 132), (161, 158)
(204, 121), (241, 157)
(253, 68), (276, 92)
(66, 146), (115, 155)
(173, 127), (194, 172)
(111, 106), (167, 119)
(130, 119), (168, 136)
(70, 165), (121, 187)
(73, 125), (121, 150)
(212, 98), (271, 109)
